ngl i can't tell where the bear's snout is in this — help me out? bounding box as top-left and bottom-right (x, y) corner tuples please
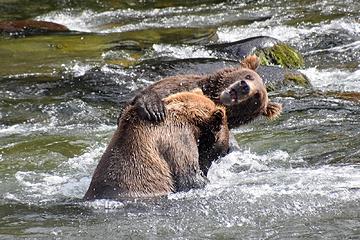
(220, 89), (233, 106)
(240, 80), (250, 95)
(220, 80), (252, 106)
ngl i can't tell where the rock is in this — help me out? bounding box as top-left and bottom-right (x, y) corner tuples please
(207, 36), (305, 69)
(133, 57), (312, 90)
(0, 20), (69, 36)
(134, 58), (234, 78)
(255, 43), (305, 69)
(257, 65), (311, 90)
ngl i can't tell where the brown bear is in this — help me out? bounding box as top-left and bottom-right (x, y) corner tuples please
(84, 90), (229, 200)
(130, 55), (282, 129)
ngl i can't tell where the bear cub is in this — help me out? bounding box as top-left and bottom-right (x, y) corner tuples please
(84, 90), (229, 200)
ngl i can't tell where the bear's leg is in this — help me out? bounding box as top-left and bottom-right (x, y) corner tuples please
(159, 139), (209, 193)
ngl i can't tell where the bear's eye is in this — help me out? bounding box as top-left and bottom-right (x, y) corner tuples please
(245, 74), (253, 80)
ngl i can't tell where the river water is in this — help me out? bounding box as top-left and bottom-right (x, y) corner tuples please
(1, 0), (360, 239)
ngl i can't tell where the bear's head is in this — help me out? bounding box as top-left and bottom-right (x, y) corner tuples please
(219, 55), (282, 123)
(163, 90), (229, 158)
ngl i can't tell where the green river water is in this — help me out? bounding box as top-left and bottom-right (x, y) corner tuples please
(1, 0), (360, 239)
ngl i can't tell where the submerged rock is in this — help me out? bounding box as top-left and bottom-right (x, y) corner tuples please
(0, 20), (69, 36)
(324, 91), (360, 102)
(109, 27), (218, 46)
(104, 27), (218, 67)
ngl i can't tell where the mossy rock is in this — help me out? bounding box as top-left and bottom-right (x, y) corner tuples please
(255, 43), (305, 68)
(208, 36), (304, 69)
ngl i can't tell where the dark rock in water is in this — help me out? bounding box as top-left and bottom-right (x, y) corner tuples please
(43, 57), (309, 107)
(61, 66), (138, 105)
(133, 57), (311, 90)
(6, 38), (307, 108)
(1, 56), (309, 119)
(134, 58), (236, 79)
(0, 20), (69, 36)
(207, 36), (305, 68)
(208, 36), (280, 59)
(257, 65), (312, 90)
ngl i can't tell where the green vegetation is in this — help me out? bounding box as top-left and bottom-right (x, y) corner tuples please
(256, 43), (305, 68)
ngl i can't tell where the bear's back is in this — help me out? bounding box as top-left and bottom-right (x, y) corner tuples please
(84, 91), (226, 200)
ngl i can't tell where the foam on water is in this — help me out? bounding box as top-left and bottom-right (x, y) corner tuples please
(34, 7), (192, 32)
(11, 142), (360, 208)
(218, 21), (308, 43)
(0, 122), (114, 139)
(152, 44), (213, 59)
(282, 110), (348, 130)
(217, 18), (360, 47)
(10, 146), (288, 204)
(83, 199), (125, 211)
(308, 40), (360, 54)
(1, 93), (113, 136)
(61, 61), (94, 78)
(35, 10), (96, 32)
(170, 148), (360, 206)
(43, 99), (109, 127)
(169, 149), (292, 200)
(33, 2), (260, 34)
(302, 67), (360, 92)
(13, 143), (107, 202)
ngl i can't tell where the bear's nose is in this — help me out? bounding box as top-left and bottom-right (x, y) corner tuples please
(240, 80), (250, 94)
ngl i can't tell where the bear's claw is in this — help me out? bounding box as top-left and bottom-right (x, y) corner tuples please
(132, 90), (166, 122)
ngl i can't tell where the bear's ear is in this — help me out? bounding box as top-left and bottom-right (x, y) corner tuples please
(263, 102), (282, 120)
(190, 88), (204, 95)
(240, 55), (260, 71)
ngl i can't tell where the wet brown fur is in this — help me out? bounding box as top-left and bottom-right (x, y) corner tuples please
(137, 55), (282, 128)
(84, 91), (229, 200)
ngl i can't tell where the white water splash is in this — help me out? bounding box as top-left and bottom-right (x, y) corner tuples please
(64, 143), (107, 174)
(0, 122), (114, 138)
(170, 149), (360, 207)
(218, 18), (360, 45)
(35, 10), (96, 32)
(218, 22), (309, 43)
(83, 199), (125, 210)
(13, 143), (107, 202)
(33, 2), (262, 34)
(61, 61), (94, 78)
(152, 44), (213, 59)
(301, 67), (360, 92)
(169, 149), (291, 200)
